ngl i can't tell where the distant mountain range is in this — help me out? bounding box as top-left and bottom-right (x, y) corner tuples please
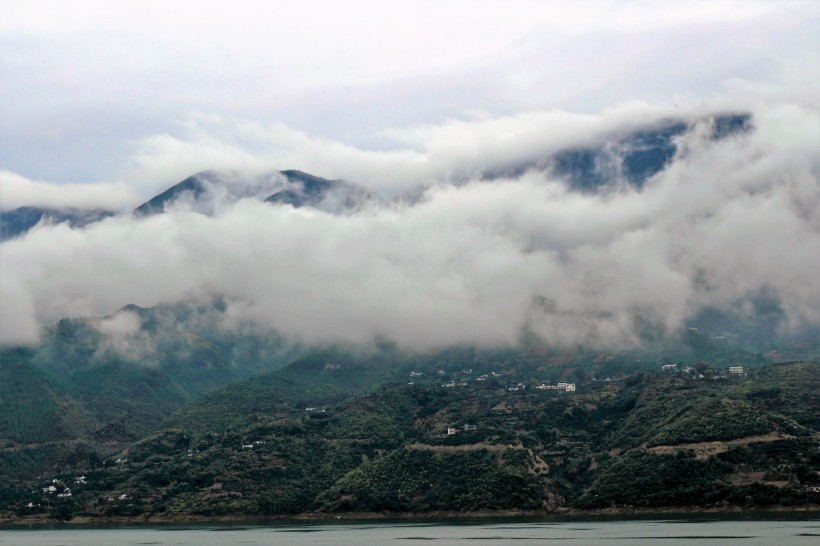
(0, 112), (752, 242)
(487, 112), (751, 190)
(0, 170), (371, 242)
(133, 169), (372, 217)
(0, 207), (114, 241)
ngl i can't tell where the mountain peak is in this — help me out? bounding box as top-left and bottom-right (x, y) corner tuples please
(133, 169), (371, 217)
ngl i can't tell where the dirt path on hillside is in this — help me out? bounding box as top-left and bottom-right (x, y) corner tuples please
(646, 432), (800, 460)
(406, 441), (520, 453)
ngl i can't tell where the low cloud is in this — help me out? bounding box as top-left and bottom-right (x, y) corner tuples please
(1, 99), (818, 351)
(96, 309), (142, 336)
(0, 171), (138, 212)
(78, 102), (740, 202)
(91, 309), (156, 362)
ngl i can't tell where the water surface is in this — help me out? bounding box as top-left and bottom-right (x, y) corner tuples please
(1, 516), (818, 545)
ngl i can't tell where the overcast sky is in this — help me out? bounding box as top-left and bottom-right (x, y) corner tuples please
(1, 0), (816, 202)
(1, 1), (818, 349)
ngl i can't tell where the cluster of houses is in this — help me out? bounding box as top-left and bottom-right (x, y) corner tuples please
(40, 476), (88, 499)
(241, 440), (267, 450)
(505, 381), (576, 392)
(535, 382), (576, 392)
(446, 424), (477, 435)
(409, 369), (503, 386)
(408, 369), (580, 394)
(661, 363), (745, 376)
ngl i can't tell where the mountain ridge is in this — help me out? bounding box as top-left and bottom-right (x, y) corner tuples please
(1, 111), (753, 241)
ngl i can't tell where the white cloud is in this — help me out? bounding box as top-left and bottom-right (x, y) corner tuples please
(1, 0), (818, 350)
(2, 99), (818, 350)
(96, 309), (141, 337)
(0, 171), (138, 211)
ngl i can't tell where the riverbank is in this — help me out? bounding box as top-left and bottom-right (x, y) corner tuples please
(2, 504), (819, 527)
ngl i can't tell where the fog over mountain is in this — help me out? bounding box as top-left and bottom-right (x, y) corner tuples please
(1, 1), (818, 352)
(2, 103), (818, 350)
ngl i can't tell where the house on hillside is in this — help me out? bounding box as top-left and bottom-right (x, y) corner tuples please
(729, 366), (744, 374)
(447, 427), (459, 435)
(536, 382), (575, 391)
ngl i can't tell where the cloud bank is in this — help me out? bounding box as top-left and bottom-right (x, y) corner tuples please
(0, 171), (139, 212)
(2, 101), (818, 350)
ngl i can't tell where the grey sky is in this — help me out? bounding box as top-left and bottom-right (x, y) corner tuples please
(1, 0), (816, 196)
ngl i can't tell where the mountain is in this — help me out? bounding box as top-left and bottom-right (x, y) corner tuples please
(265, 170), (372, 212)
(3, 109), (818, 521)
(0, 348), (100, 450)
(0, 301), (303, 482)
(133, 173), (210, 217)
(133, 169), (372, 217)
(0, 206), (114, 241)
(547, 113), (751, 193)
(481, 112), (752, 192)
(2, 350), (816, 520)
(2, 112), (751, 240)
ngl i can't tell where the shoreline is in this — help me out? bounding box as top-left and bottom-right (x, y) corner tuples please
(2, 504), (819, 527)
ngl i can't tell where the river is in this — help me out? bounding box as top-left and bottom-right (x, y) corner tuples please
(1, 515), (819, 545)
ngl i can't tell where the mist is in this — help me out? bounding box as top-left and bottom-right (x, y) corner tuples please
(2, 100), (818, 351)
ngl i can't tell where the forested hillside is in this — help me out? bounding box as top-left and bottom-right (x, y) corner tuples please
(0, 302), (301, 484)
(2, 343), (817, 521)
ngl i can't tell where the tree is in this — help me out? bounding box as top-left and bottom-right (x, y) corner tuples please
(88, 451), (102, 470)
(694, 360), (712, 375)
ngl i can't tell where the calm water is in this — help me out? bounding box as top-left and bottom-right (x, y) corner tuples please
(1, 517), (819, 545)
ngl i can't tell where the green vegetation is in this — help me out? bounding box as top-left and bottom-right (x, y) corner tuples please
(1, 319), (818, 521)
(318, 447), (548, 512)
(0, 302), (303, 479)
